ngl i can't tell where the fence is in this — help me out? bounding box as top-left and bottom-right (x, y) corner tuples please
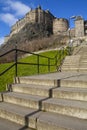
(0, 45), (67, 77)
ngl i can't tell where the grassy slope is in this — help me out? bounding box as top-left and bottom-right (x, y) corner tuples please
(0, 50), (67, 92)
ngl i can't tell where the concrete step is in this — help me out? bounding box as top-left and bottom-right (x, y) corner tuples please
(62, 66), (79, 68)
(0, 102), (41, 129)
(79, 68), (87, 70)
(62, 67), (87, 72)
(15, 77), (58, 87)
(42, 98), (87, 119)
(37, 112), (87, 130)
(0, 117), (32, 130)
(0, 102), (87, 130)
(61, 68), (79, 71)
(80, 64), (87, 66)
(53, 87), (87, 101)
(62, 64), (79, 67)
(61, 79), (87, 88)
(12, 83), (54, 97)
(3, 92), (47, 109)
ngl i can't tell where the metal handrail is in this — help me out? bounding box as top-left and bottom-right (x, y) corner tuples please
(0, 46), (64, 77)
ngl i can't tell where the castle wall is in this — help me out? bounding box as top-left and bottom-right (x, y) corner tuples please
(75, 17), (84, 37)
(84, 21), (87, 35)
(25, 10), (36, 23)
(11, 17), (26, 36)
(53, 18), (69, 34)
(10, 6), (55, 38)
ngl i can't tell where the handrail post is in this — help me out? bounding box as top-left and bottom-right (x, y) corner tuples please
(55, 55), (57, 68)
(48, 58), (50, 72)
(15, 42), (18, 77)
(63, 47), (65, 59)
(37, 55), (39, 74)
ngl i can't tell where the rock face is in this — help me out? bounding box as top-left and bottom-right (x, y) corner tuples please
(8, 23), (53, 44)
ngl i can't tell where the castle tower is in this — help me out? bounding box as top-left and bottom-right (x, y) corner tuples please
(75, 16), (84, 37)
(53, 18), (69, 35)
(35, 5), (45, 23)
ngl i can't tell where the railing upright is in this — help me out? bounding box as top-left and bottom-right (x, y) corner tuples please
(15, 43), (18, 77)
(48, 58), (50, 72)
(37, 55), (40, 74)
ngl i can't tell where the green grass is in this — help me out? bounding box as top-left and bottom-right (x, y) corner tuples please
(0, 49), (68, 92)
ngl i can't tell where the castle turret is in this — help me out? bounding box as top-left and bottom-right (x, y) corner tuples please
(53, 18), (69, 34)
(75, 16), (84, 37)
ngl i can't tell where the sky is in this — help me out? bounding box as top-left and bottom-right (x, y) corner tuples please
(0, 0), (87, 45)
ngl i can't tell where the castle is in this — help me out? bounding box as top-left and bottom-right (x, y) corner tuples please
(4, 5), (69, 43)
(4, 6), (87, 43)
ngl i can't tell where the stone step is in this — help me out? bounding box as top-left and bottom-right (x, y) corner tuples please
(3, 92), (47, 109)
(0, 102), (41, 129)
(0, 102), (87, 130)
(62, 65), (78, 67)
(0, 117), (32, 130)
(79, 68), (87, 71)
(37, 112), (87, 130)
(62, 64), (79, 66)
(11, 83), (54, 97)
(53, 87), (87, 101)
(42, 98), (87, 119)
(61, 79), (87, 88)
(61, 68), (79, 71)
(15, 77), (58, 87)
(62, 67), (87, 72)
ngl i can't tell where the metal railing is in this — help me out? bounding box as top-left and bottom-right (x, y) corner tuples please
(0, 45), (67, 77)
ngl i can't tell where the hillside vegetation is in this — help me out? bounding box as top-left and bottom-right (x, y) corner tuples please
(0, 22), (68, 56)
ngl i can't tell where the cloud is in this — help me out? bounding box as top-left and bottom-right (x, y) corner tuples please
(0, 0), (32, 27)
(0, 37), (4, 45)
(2, 6), (10, 12)
(0, 13), (18, 26)
(5, 0), (31, 16)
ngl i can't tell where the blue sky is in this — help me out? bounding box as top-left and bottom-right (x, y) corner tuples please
(0, 0), (87, 45)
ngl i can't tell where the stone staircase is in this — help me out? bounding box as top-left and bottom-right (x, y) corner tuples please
(0, 72), (87, 130)
(61, 45), (87, 72)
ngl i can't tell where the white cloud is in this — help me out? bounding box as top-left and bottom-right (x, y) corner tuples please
(0, 13), (18, 26)
(0, 0), (32, 27)
(2, 6), (10, 11)
(0, 37), (4, 45)
(6, 0), (31, 16)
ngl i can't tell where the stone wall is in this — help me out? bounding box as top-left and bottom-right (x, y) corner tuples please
(75, 17), (84, 37)
(53, 18), (69, 34)
(9, 6), (54, 37)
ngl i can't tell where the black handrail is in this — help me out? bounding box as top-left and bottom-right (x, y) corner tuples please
(0, 46), (63, 77)
(15, 49), (57, 76)
(0, 63), (15, 76)
(0, 49), (15, 57)
(0, 44), (64, 77)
